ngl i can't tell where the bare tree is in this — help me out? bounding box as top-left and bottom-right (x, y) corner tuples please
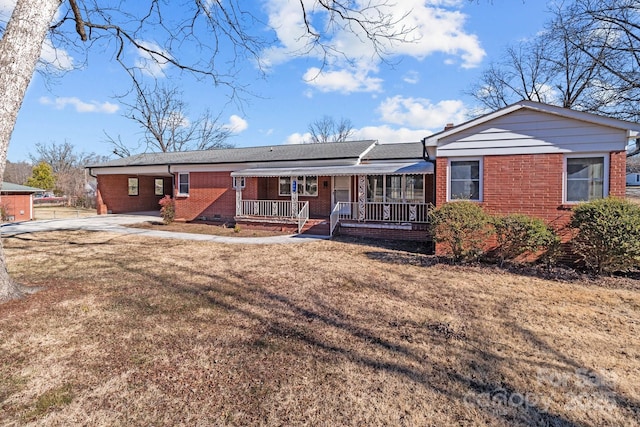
(0, 0), (414, 301)
(559, 0), (640, 120)
(29, 141), (108, 202)
(0, 0), (61, 301)
(307, 115), (354, 143)
(3, 160), (33, 185)
(109, 84), (234, 155)
(468, 0), (640, 120)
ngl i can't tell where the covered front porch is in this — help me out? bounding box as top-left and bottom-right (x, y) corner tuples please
(231, 162), (435, 237)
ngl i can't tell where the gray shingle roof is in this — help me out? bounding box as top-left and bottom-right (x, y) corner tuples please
(87, 140), (377, 168)
(362, 142), (425, 161)
(1, 182), (44, 193)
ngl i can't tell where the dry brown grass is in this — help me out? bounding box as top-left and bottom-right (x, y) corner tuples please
(128, 220), (291, 237)
(1, 231), (639, 426)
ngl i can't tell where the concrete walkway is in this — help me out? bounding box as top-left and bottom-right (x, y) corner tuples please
(0, 213), (328, 245)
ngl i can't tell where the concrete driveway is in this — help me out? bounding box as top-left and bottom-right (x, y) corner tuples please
(0, 213), (327, 244)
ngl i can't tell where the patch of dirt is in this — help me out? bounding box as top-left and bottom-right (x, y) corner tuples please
(127, 220), (292, 237)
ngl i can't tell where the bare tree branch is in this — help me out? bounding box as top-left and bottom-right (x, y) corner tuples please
(307, 115), (354, 143)
(114, 83), (234, 153)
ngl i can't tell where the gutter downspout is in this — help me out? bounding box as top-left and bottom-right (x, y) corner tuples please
(168, 164), (175, 197)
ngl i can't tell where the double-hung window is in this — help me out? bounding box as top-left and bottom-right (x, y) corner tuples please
(154, 178), (164, 196)
(366, 174), (425, 203)
(178, 173), (190, 196)
(128, 178), (139, 196)
(278, 176), (318, 196)
(565, 156), (606, 202)
(449, 159), (481, 201)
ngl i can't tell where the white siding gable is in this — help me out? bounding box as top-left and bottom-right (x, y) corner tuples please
(437, 108), (628, 157)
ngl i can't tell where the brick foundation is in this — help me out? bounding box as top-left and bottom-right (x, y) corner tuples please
(336, 222), (431, 242)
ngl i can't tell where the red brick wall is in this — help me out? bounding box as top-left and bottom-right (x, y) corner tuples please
(609, 151), (627, 197)
(337, 224), (430, 242)
(0, 194), (33, 221)
(434, 151), (627, 255)
(97, 175), (171, 214)
(174, 172), (258, 221)
(261, 176), (332, 218)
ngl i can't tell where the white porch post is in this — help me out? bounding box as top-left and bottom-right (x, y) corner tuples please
(358, 175), (366, 221)
(290, 176), (298, 217)
(235, 186), (242, 216)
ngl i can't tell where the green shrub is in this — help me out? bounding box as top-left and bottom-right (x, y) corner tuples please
(492, 214), (559, 265)
(158, 195), (175, 225)
(570, 197), (640, 274)
(430, 201), (492, 262)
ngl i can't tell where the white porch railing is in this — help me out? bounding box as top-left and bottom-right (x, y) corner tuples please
(331, 201), (432, 235)
(238, 200), (307, 218)
(237, 199), (309, 233)
(297, 201), (309, 233)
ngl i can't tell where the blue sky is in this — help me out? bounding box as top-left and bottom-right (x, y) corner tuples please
(1, 0), (551, 162)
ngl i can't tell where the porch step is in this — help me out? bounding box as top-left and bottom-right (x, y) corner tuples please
(301, 218), (330, 236)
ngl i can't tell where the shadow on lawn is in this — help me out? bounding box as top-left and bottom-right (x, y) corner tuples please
(133, 264), (628, 425)
(5, 232), (639, 426)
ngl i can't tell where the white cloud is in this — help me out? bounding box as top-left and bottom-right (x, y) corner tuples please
(39, 39), (74, 71)
(134, 40), (172, 78)
(353, 125), (432, 143)
(39, 96), (119, 114)
(284, 132), (311, 145)
(403, 71), (420, 85)
(282, 95), (469, 145)
(261, 0), (485, 93)
(378, 96), (468, 129)
(303, 67), (383, 94)
(223, 115), (248, 134)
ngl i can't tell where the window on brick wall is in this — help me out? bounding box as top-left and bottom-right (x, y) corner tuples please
(233, 177), (245, 189)
(154, 178), (164, 196)
(128, 178), (139, 196)
(565, 155), (608, 202)
(178, 173), (189, 196)
(366, 174), (425, 203)
(449, 159), (482, 201)
(278, 176), (318, 196)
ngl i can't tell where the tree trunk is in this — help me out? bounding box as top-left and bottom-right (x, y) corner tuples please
(0, 0), (63, 302)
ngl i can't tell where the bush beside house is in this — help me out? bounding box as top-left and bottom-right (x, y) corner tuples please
(431, 198), (640, 275)
(570, 197), (640, 274)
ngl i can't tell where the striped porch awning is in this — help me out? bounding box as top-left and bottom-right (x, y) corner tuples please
(230, 161), (434, 178)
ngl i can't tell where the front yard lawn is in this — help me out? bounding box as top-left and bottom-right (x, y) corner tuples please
(1, 231), (638, 426)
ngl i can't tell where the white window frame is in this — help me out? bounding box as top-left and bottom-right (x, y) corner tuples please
(278, 176), (318, 197)
(366, 174), (426, 203)
(128, 177), (139, 196)
(154, 178), (164, 196)
(233, 176), (246, 190)
(447, 157), (483, 202)
(563, 154), (609, 204)
(177, 173), (190, 197)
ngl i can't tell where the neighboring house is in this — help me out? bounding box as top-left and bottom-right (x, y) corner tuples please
(627, 173), (640, 186)
(0, 182), (44, 222)
(87, 100), (640, 244)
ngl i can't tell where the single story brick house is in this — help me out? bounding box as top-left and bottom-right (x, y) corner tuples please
(0, 182), (44, 222)
(87, 100), (640, 241)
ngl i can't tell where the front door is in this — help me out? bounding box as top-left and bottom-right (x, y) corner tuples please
(332, 176), (351, 216)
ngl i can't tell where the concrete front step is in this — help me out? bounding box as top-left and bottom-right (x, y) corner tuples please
(301, 219), (330, 235)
